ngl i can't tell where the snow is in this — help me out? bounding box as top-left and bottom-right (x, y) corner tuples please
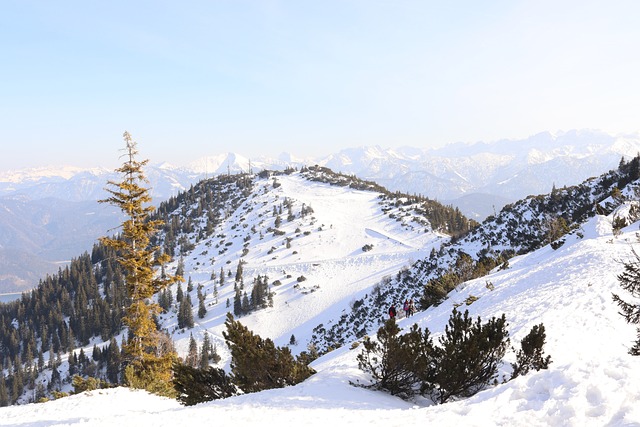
(4, 177), (640, 426)
(166, 174), (443, 356)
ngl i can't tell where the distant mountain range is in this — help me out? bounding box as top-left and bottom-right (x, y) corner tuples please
(1, 128), (638, 293)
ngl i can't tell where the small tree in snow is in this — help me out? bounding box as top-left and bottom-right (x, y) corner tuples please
(510, 323), (552, 379)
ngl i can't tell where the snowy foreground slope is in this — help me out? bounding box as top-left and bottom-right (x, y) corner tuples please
(3, 207), (640, 425)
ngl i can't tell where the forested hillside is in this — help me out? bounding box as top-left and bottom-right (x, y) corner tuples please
(2, 155), (638, 405)
(0, 166), (472, 405)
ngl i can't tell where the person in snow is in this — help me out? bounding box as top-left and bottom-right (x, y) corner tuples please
(403, 299), (409, 316)
(407, 298), (415, 317)
(388, 304), (396, 319)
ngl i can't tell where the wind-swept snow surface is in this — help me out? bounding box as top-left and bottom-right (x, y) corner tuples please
(3, 207), (640, 425)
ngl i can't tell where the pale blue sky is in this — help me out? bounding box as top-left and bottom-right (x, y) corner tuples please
(2, 1), (639, 170)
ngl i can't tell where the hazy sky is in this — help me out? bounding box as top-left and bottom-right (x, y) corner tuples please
(2, 1), (640, 170)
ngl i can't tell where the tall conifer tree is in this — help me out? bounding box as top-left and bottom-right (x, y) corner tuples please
(185, 333), (199, 368)
(100, 131), (181, 396)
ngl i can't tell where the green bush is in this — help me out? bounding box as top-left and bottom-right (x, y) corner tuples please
(430, 309), (509, 403)
(357, 308), (511, 404)
(223, 313), (315, 393)
(356, 320), (429, 398)
(511, 324), (552, 379)
(172, 362), (237, 406)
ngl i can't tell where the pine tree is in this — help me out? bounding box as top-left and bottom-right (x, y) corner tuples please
(199, 333), (211, 370)
(176, 257), (185, 278)
(613, 246), (640, 355)
(235, 261), (244, 283)
(37, 349), (44, 372)
(176, 282), (184, 303)
(176, 292), (195, 330)
(198, 294), (207, 319)
(106, 338), (122, 384)
(420, 275), (450, 308)
(233, 288), (242, 316)
(222, 313), (315, 393)
(11, 363), (23, 404)
(166, 287), (174, 308)
(99, 131), (181, 397)
(0, 374), (8, 407)
(431, 309), (509, 403)
(158, 289), (170, 312)
(172, 362), (237, 406)
(241, 291), (250, 313)
(49, 365), (61, 391)
(68, 351), (76, 376)
(356, 320), (428, 398)
(47, 349), (54, 370)
(511, 323), (552, 378)
(185, 334), (199, 368)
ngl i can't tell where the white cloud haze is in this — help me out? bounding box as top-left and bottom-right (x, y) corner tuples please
(1, 1), (639, 170)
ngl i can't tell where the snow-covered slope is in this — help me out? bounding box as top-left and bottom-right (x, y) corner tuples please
(161, 172), (446, 358)
(3, 195), (640, 426)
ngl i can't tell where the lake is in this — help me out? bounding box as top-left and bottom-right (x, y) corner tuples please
(0, 293), (23, 304)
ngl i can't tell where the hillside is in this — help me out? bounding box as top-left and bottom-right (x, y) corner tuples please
(2, 180), (640, 425)
(155, 166), (466, 357)
(308, 156), (640, 353)
(0, 197), (122, 293)
(3, 156), (640, 424)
